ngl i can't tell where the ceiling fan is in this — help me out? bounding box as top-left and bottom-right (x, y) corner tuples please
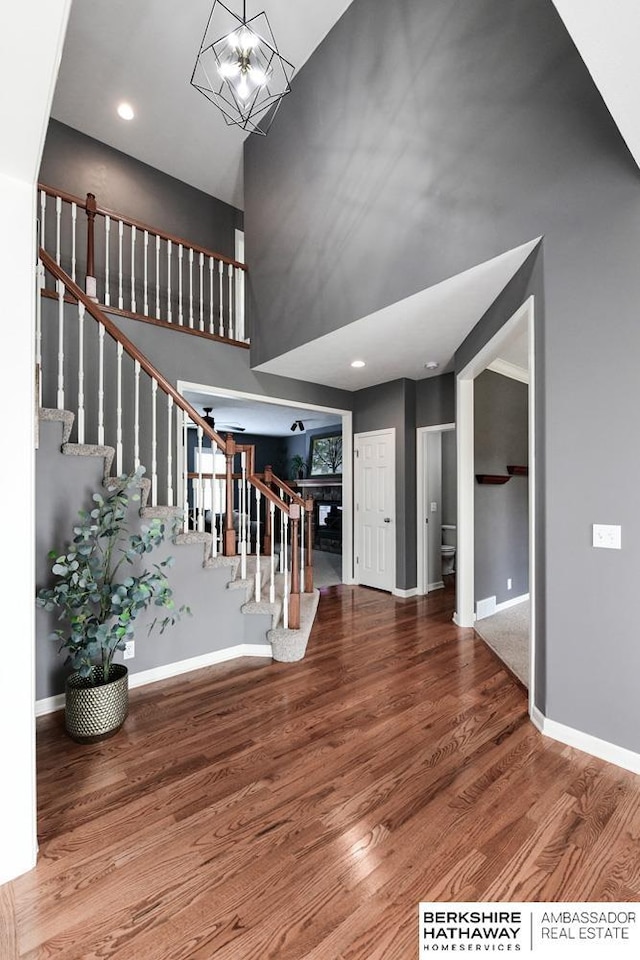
(201, 407), (246, 433)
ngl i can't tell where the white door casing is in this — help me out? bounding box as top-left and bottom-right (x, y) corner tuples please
(354, 429), (396, 592)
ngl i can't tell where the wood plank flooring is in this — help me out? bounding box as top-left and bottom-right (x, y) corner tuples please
(7, 584), (640, 958)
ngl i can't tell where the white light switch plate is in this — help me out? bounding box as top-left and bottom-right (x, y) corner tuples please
(430, 501), (438, 512)
(592, 524), (621, 550)
(124, 640), (135, 659)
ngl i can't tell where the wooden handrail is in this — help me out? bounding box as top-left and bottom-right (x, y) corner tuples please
(39, 250), (310, 612)
(249, 475), (296, 515)
(38, 182), (247, 271)
(40, 248), (228, 454)
(264, 467), (305, 507)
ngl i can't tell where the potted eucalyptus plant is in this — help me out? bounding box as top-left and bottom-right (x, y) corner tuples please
(37, 469), (189, 743)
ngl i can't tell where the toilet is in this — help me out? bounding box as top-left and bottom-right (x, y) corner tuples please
(441, 524), (456, 575)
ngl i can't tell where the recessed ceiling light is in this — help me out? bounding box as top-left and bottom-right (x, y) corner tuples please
(425, 361), (439, 370)
(117, 102), (135, 120)
(351, 360), (366, 368)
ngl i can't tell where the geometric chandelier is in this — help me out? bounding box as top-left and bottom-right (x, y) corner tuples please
(191, 1), (295, 136)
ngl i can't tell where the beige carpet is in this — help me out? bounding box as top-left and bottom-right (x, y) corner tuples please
(474, 600), (530, 687)
(312, 549), (342, 588)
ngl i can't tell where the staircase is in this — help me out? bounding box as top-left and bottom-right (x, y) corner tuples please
(35, 204), (321, 696)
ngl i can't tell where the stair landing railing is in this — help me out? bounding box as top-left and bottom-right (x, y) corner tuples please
(38, 183), (247, 345)
(37, 249), (311, 629)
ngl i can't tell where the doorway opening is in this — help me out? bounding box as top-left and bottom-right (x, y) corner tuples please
(177, 380), (354, 587)
(455, 296), (536, 710)
(416, 423), (456, 595)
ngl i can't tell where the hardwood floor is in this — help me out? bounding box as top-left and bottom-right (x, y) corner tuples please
(8, 584), (640, 958)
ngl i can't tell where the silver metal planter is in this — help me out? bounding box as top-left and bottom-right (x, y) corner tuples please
(65, 664), (129, 743)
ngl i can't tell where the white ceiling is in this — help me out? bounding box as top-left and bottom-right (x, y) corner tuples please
(255, 239), (540, 391)
(51, 0), (356, 209)
(551, 1), (640, 171)
(49, 2), (639, 393)
(182, 389), (342, 437)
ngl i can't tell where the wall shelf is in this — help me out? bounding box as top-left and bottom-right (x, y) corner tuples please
(475, 474), (511, 485)
(507, 465), (528, 477)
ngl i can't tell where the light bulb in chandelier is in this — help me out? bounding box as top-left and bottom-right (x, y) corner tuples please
(191, 0), (294, 135)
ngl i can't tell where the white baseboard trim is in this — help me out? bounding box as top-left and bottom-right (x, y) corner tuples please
(531, 705), (640, 775)
(35, 644), (273, 717)
(35, 693), (65, 717)
(476, 596), (496, 620)
(453, 611), (476, 627)
(392, 586), (418, 598)
(495, 592), (529, 613)
(428, 581), (445, 592)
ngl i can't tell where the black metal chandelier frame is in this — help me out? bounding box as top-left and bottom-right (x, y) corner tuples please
(191, 0), (295, 136)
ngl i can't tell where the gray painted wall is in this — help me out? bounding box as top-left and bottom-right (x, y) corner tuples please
(245, 0), (640, 754)
(474, 371), (528, 607)
(36, 418), (271, 700)
(416, 374), (456, 429)
(40, 120), (242, 258)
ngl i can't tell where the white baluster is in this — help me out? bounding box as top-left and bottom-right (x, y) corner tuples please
(300, 502), (305, 592)
(56, 279), (65, 409)
(104, 216), (111, 307)
(167, 395), (173, 507)
(130, 225), (137, 313)
(188, 248), (194, 328)
(77, 302), (85, 443)
(97, 326), (105, 444)
(199, 251), (204, 331)
(39, 190), (46, 253)
(133, 360), (140, 469)
(228, 263), (234, 340)
(208, 476), (218, 557)
(116, 342), (123, 474)
(143, 230), (149, 315)
(236, 265), (246, 341)
(118, 219), (124, 309)
(209, 257), (214, 334)
(182, 411), (189, 533)
(283, 512), (289, 629)
(178, 244), (184, 325)
(210, 474), (218, 558)
(151, 379), (158, 505)
(255, 488), (261, 601)
(197, 426), (204, 532)
(240, 452), (247, 579)
(155, 234), (160, 319)
(269, 500), (276, 603)
(167, 240), (172, 323)
(71, 202), (77, 283)
(279, 500), (285, 574)
(55, 196), (62, 266)
(218, 259), (224, 336)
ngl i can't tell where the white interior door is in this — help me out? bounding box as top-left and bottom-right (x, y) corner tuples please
(354, 429), (396, 591)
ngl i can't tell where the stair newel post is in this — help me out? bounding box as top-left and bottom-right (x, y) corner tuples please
(239, 449), (247, 579)
(262, 465), (273, 555)
(304, 497), (314, 592)
(289, 504), (301, 629)
(85, 192), (98, 302)
(269, 499), (276, 603)
(224, 434), (237, 556)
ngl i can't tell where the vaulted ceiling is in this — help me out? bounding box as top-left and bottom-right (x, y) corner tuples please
(51, 1), (640, 212)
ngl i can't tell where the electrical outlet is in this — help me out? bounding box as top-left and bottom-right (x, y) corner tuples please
(592, 524), (621, 550)
(124, 640), (135, 660)
(507, 578), (512, 590)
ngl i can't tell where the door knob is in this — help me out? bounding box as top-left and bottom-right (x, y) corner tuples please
(383, 517), (391, 523)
